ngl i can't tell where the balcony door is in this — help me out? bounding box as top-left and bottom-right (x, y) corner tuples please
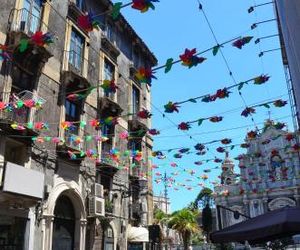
(52, 195), (75, 250)
(22, 0), (43, 34)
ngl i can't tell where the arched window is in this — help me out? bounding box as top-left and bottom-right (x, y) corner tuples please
(52, 195), (75, 250)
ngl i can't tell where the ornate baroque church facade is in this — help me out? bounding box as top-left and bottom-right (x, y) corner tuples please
(214, 120), (300, 229)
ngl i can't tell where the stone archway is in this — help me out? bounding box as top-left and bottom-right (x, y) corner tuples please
(42, 181), (87, 250)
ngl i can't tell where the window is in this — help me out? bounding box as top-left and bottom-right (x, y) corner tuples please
(103, 59), (115, 97)
(69, 29), (84, 71)
(132, 85), (140, 115)
(11, 66), (34, 91)
(22, 0), (43, 33)
(65, 100), (80, 122)
(129, 139), (142, 151)
(4, 139), (27, 166)
(106, 23), (116, 44)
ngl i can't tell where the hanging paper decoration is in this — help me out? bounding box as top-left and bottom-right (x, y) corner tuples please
(170, 162), (178, 167)
(241, 107), (256, 117)
(31, 31), (54, 47)
(103, 116), (118, 126)
(194, 161), (203, 166)
(232, 36), (253, 49)
(67, 93), (86, 102)
(194, 143), (205, 151)
(247, 130), (257, 139)
(285, 133), (294, 142)
(101, 80), (118, 95)
(135, 68), (156, 85)
(173, 153), (182, 159)
(137, 108), (152, 119)
(165, 58), (174, 73)
(11, 123), (26, 130)
(67, 150), (78, 160)
(164, 101), (180, 113)
(0, 45), (12, 61)
(254, 75), (270, 85)
(273, 99), (287, 107)
(292, 143), (300, 151)
(201, 174), (208, 181)
(216, 147), (226, 153)
(34, 122), (49, 131)
(78, 12), (101, 32)
(131, 0), (159, 13)
(214, 158), (222, 163)
(179, 48), (206, 68)
(119, 131), (128, 140)
(261, 139), (271, 145)
(221, 138), (232, 145)
(274, 122), (285, 130)
(109, 148), (120, 162)
(214, 88), (231, 99)
(111, 2), (123, 20)
(148, 129), (160, 135)
(209, 116), (223, 123)
(178, 148), (189, 154)
(178, 122), (191, 130)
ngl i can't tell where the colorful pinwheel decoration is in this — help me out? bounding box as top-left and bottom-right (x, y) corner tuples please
(240, 143), (250, 148)
(173, 153), (182, 159)
(247, 130), (257, 139)
(67, 93), (86, 101)
(101, 80), (118, 95)
(78, 12), (101, 32)
(34, 122), (49, 131)
(164, 101), (180, 113)
(241, 107), (256, 117)
(273, 99), (287, 107)
(254, 74), (270, 85)
(103, 116), (119, 126)
(221, 138), (232, 145)
(178, 148), (189, 154)
(216, 147), (226, 153)
(214, 88), (231, 99)
(232, 36), (253, 49)
(131, 0), (159, 13)
(285, 133), (294, 142)
(178, 122), (191, 130)
(194, 143), (205, 151)
(194, 161), (203, 166)
(0, 45), (12, 61)
(179, 48), (206, 68)
(137, 108), (152, 119)
(135, 67), (156, 85)
(31, 31), (54, 47)
(119, 131), (128, 140)
(148, 129), (160, 135)
(209, 116), (223, 123)
(274, 122), (285, 130)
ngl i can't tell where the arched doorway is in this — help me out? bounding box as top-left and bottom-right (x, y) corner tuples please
(52, 195), (75, 250)
(103, 225), (114, 250)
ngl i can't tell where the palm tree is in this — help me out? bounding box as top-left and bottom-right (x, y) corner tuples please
(153, 208), (169, 249)
(168, 208), (200, 250)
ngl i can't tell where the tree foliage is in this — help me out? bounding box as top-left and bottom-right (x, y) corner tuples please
(202, 204), (213, 239)
(168, 208), (200, 250)
(195, 187), (213, 209)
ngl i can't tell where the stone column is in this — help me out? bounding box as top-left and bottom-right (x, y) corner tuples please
(80, 219), (87, 250)
(42, 214), (54, 250)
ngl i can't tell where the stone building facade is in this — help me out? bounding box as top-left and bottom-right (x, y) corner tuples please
(0, 0), (157, 249)
(214, 121), (300, 229)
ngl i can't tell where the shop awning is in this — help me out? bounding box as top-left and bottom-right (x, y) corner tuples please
(127, 226), (149, 242)
(210, 207), (300, 244)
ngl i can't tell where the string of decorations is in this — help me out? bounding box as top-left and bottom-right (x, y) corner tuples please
(164, 75), (270, 113)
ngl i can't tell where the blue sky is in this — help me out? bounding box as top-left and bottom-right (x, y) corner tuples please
(118, 0), (293, 211)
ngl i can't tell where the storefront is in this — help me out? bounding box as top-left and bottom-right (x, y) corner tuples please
(127, 225), (149, 250)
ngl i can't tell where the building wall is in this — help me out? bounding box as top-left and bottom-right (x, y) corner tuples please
(275, 1), (300, 123)
(0, 0), (157, 249)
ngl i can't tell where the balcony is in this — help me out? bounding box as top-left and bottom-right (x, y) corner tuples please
(0, 161), (44, 207)
(96, 142), (119, 174)
(128, 115), (148, 137)
(101, 33), (120, 62)
(99, 96), (123, 117)
(56, 127), (85, 161)
(7, 8), (53, 64)
(62, 50), (93, 89)
(0, 91), (45, 138)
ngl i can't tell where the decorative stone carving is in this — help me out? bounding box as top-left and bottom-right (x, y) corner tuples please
(268, 197), (296, 211)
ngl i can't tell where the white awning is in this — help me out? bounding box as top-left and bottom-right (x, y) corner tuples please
(127, 225), (149, 242)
